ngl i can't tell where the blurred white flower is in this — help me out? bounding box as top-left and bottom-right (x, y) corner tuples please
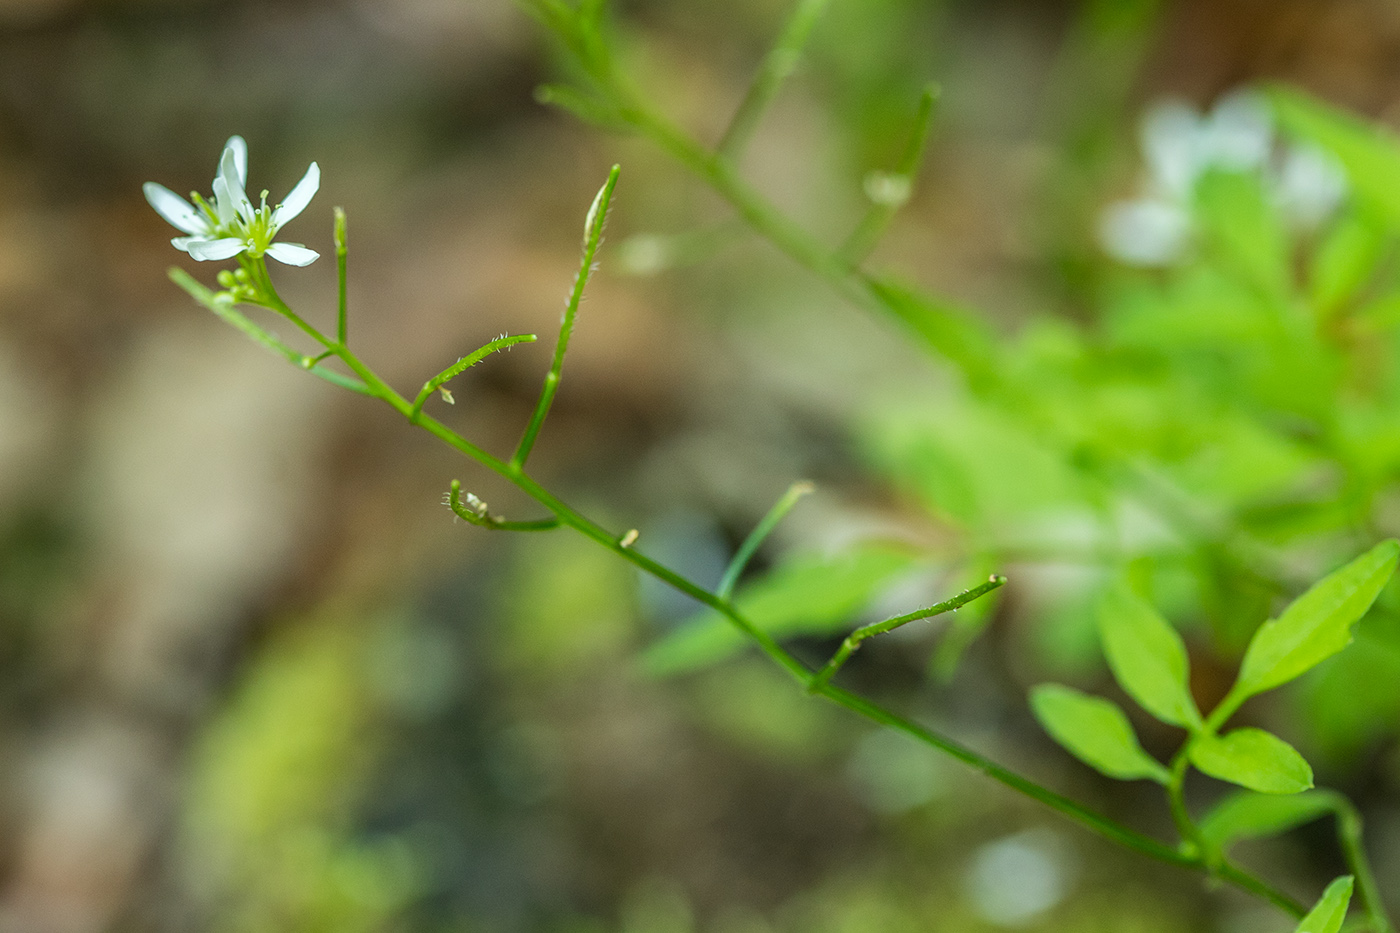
(1275, 143), (1348, 228)
(1099, 89), (1345, 267)
(1098, 199), (1192, 268)
(144, 136), (320, 266)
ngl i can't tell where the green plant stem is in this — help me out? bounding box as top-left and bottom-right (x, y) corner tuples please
(335, 207), (348, 346)
(837, 82), (940, 266)
(1335, 798), (1394, 933)
(447, 479), (560, 532)
(512, 165), (621, 469)
(715, 0), (832, 160)
(175, 239), (1308, 920)
(603, 83), (1304, 601)
(807, 575), (1006, 692)
(409, 334), (539, 422)
(231, 286), (1302, 918)
(168, 268), (369, 395)
(1166, 748), (1205, 858)
(717, 480), (814, 600)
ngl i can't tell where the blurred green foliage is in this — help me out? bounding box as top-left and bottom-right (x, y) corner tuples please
(142, 0), (1400, 929)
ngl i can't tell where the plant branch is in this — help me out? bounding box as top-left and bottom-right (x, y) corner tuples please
(715, 0), (833, 160)
(329, 341), (1306, 918)
(807, 575), (1006, 692)
(410, 334), (538, 422)
(512, 165), (621, 469)
(717, 480), (814, 600)
(335, 207), (349, 346)
(837, 82), (940, 266)
(1335, 798), (1394, 933)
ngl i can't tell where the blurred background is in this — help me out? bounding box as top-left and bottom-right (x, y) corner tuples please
(1, 0), (1399, 930)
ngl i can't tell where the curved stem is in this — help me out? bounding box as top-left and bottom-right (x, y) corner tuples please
(1335, 798), (1394, 933)
(320, 336), (1305, 917)
(512, 165), (621, 470)
(717, 480), (814, 600)
(807, 575), (1006, 693)
(715, 0), (833, 160)
(177, 228), (1306, 922)
(1166, 747), (1205, 859)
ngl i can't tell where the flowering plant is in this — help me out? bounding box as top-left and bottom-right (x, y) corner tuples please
(143, 135), (320, 266)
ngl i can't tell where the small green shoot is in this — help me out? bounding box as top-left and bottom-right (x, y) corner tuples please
(717, 480), (815, 601)
(446, 479), (560, 532)
(334, 206), (348, 345)
(409, 334), (538, 422)
(715, 0), (833, 160)
(511, 164), (621, 470)
(807, 574), (1006, 692)
(838, 83), (941, 267)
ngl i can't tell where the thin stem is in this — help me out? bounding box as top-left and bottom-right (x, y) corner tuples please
(807, 575), (1006, 692)
(1166, 748), (1205, 859)
(817, 679), (1203, 864)
(421, 402), (1304, 917)
(717, 480), (814, 600)
(335, 207), (348, 346)
(446, 479), (560, 532)
(630, 106), (866, 303)
(1205, 684), (1248, 735)
(610, 80), (1303, 600)
(512, 165), (621, 469)
(185, 274), (1306, 916)
(837, 83), (940, 267)
(409, 334), (539, 422)
(716, 0), (833, 161)
(1336, 799), (1394, 933)
(169, 268), (369, 395)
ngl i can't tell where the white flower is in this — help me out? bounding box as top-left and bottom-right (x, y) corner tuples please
(143, 136), (320, 266)
(1099, 89), (1346, 267)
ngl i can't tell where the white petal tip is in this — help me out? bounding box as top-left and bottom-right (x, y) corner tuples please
(265, 242), (320, 266)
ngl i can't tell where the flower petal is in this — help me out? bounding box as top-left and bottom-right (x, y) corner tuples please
(143, 183), (207, 235)
(222, 136), (248, 189)
(217, 147), (254, 224)
(272, 162), (319, 227)
(265, 242), (320, 266)
(185, 237), (248, 261)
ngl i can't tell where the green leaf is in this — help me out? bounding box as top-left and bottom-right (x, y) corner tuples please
(1194, 168), (1290, 298)
(1188, 728), (1314, 794)
(1234, 539), (1399, 699)
(865, 276), (998, 389)
(533, 84), (631, 132)
(1270, 85), (1400, 228)
(1294, 875), (1353, 933)
(1309, 209), (1387, 316)
(1030, 684), (1170, 784)
(641, 545), (916, 676)
(1198, 789), (1339, 854)
(1097, 583), (1202, 729)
